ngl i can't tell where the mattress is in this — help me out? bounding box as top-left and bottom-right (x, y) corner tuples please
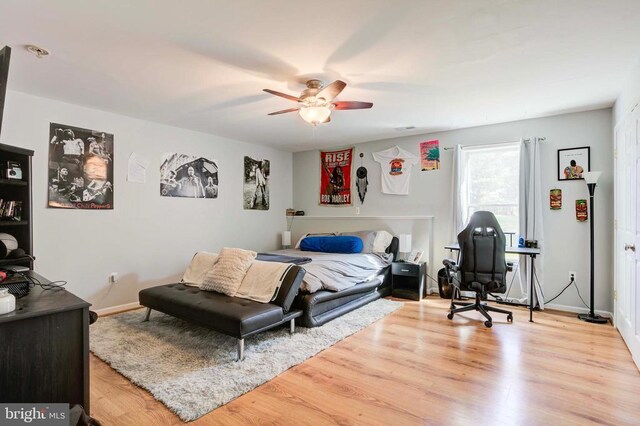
(293, 267), (392, 327)
(266, 237), (399, 327)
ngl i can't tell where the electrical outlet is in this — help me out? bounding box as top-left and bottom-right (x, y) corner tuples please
(569, 271), (576, 282)
(109, 272), (118, 284)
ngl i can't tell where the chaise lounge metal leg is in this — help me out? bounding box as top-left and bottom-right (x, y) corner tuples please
(143, 307), (151, 322)
(236, 338), (244, 362)
(289, 318), (295, 334)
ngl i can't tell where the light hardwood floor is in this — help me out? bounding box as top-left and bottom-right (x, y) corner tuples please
(90, 297), (640, 425)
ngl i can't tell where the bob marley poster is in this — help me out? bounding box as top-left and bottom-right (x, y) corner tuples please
(48, 123), (113, 209)
(320, 147), (353, 206)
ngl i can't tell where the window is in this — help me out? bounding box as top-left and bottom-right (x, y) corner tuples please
(462, 143), (520, 240)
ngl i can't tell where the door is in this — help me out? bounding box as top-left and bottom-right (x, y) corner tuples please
(615, 103), (640, 369)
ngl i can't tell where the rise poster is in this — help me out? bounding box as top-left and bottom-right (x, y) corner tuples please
(319, 147), (353, 206)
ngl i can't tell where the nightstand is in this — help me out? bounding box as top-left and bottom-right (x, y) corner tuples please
(391, 261), (426, 301)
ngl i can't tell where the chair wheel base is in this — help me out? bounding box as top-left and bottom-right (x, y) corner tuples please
(447, 312), (454, 320)
(484, 320), (493, 328)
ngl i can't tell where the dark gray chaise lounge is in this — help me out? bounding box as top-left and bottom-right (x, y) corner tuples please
(138, 265), (305, 361)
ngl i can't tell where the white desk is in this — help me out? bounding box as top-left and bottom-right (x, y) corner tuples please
(444, 243), (542, 322)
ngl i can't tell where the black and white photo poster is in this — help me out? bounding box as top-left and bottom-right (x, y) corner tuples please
(160, 153), (218, 198)
(243, 156), (269, 210)
(48, 123), (114, 209)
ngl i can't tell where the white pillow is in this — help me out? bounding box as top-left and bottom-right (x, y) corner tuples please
(372, 230), (394, 253)
(201, 248), (257, 296)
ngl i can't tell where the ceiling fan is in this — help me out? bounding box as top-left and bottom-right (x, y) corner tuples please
(263, 79), (373, 126)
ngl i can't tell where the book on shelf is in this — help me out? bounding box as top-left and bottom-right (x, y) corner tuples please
(0, 199), (23, 221)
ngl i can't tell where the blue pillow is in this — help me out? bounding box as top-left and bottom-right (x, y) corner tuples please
(300, 236), (363, 254)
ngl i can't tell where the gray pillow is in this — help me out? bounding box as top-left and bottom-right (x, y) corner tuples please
(340, 231), (377, 253)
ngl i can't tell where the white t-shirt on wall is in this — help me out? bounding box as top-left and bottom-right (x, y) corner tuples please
(372, 146), (419, 195)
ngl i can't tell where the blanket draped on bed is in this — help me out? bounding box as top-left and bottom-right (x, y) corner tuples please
(235, 260), (292, 303)
(256, 253), (312, 265)
(267, 249), (393, 293)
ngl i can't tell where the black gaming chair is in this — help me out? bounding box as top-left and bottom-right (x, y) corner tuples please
(443, 211), (513, 328)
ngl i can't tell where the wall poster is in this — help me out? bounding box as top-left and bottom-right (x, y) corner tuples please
(48, 123), (113, 209)
(243, 156), (269, 210)
(160, 153), (218, 198)
(558, 146), (590, 180)
(320, 147), (353, 206)
(420, 139), (440, 171)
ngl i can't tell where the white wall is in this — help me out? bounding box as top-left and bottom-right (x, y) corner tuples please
(293, 109), (614, 313)
(614, 58), (640, 126)
(0, 90), (292, 309)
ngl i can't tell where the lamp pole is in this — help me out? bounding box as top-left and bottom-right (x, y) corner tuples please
(578, 172), (608, 324)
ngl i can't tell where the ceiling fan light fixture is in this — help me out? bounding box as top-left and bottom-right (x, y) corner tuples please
(264, 79), (372, 125)
(299, 105), (331, 126)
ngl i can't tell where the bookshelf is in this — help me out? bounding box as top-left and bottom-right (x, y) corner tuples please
(0, 143), (33, 269)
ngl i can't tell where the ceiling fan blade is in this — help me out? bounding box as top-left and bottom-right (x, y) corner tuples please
(268, 108), (299, 116)
(317, 80), (347, 102)
(333, 101), (373, 110)
(263, 89), (300, 102)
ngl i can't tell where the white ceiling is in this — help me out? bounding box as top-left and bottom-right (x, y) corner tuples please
(1, 0), (640, 151)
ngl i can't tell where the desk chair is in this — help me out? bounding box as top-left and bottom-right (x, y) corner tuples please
(443, 211), (513, 328)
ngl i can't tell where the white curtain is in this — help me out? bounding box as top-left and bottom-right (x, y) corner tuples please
(519, 137), (545, 308)
(450, 145), (465, 242)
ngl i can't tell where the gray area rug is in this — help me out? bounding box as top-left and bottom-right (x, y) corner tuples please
(90, 298), (403, 421)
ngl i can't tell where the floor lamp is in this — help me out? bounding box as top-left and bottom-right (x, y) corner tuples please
(578, 171), (608, 324)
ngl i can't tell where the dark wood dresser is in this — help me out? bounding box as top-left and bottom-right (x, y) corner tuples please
(0, 272), (91, 412)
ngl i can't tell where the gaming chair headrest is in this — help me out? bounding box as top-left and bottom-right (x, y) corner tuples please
(467, 211), (502, 231)
(458, 211), (506, 245)
(457, 211), (508, 279)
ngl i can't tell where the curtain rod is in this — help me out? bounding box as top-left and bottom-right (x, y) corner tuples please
(442, 137), (546, 151)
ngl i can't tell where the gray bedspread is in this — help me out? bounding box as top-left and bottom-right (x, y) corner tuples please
(256, 253), (312, 265)
(268, 249), (393, 293)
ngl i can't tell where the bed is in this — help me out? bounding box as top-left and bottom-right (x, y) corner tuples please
(265, 237), (399, 327)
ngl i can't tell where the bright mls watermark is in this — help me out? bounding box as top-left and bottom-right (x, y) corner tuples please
(1, 404), (67, 425)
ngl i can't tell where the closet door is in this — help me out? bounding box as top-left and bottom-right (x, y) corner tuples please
(615, 104), (640, 369)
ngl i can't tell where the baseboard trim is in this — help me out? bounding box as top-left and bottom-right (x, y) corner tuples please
(544, 303), (613, 319)
(95, 302), (141, 317)
(427, 292), (614, 319)
(95, 297), (611, 320)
